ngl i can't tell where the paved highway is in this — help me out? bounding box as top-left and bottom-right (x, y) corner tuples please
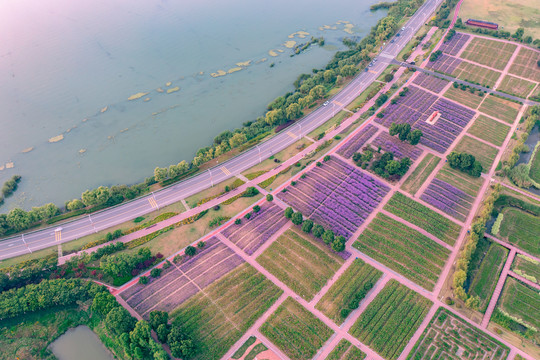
(0, 0), (444, 260)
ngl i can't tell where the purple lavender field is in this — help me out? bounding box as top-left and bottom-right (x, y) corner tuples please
(427, 54), (462, 74)
(412, 72), (449, 94)
(420, 178), (474, 222)
(277, 156), (390, 239)
(221, 202), (289, 255)
(439, 33), (470, 56)
(372, 131), (423, 160)
(337, 124), (378, 158)
(375, 86), (475, 153)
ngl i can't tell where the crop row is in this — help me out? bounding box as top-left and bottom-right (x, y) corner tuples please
(412, 72), (449, 93)
(420, 178), (473, 221)
(372, 131), (423, 160)
(427, 54), (462, 74)
(439, 32), (470, 56)
(337, 124), (379, 158)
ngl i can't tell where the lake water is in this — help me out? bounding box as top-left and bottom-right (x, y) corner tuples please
(0, 0), (386, 210)
(48, 325), (113, 360)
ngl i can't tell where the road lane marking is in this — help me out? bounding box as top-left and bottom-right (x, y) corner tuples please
(332, 101), (344, 106)
(54, 229), (62, 242)
(220, 166), (231, 176)
(286, 131), (297, 139)
(148, 197), (159, 210)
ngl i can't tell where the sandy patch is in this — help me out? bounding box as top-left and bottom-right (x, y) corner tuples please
(319, 25), (337, 30)
(79, 149), (86, 154)
(156, 88), (165, 93)
(288, 30), (310, 38)
(284, 41), (297, 49)
(257, 58), (268, 63)
(344, 23), (355, 34)
(49, 134), (64, 143)
(211, 70), (227, 78)
(66, 126), (77, 133)
(199, 71), (204, 75)
(165, 82), (172, 87)
(228, 67), (243, 74)
(0, 165), (4, 171)
(82, 118), (88, 122)
(100, 106), (108, 113)
(21, 147), (34, 153)
(268, 50), (279, 57)
(128, 92), (148, 101)
(337, 20), (350, 24)
(144, 97), (150, 102)
(120, 128), (129, 133)
(277, 49), (284, 53)
(236, 60), (252, 67)
(5, 162), (14, 169)
(166, 86), (180, 94)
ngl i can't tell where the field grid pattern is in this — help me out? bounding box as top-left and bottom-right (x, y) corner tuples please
(371, 131), (423, 160)
(221, 202), (289, 255)
(509, 47), (540, 82)
(443, 86), (484, 109)
(497, 277), (540, 331)
(452, 61), (502, 88)
(420, 178), (475, 222)
(467, 115), (510, 147)
(120, 236), (244, 316)
(326, 339), (366, 360)
(498, 74), (536, 98)
(427, 53), (463, 74)
(435, 164), (484, 198)
(277, 156), (390, 239)
(478, 96), (521, 124)
(412, 73), (449, 94)
(438, 33), (470, 56)
(400, 154), (441, 195)
(460, 37), (517, 70)
(375, 85), (476, 153)
(337, 124), (379, 158)
(407, 307), (510, 360)
(453, 135), (498, 170)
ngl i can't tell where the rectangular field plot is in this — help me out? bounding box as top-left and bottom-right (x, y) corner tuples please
(407, 307), (509, 360)
(171, 263), (282, 360)
(460, 37), (517, 71)
(443, 85), (485, 109)
(420, 178), (475, 222)
(494, 277), (540, 335)
(401, 154), (441, 195)
(453, 135), (499, 170)
(376, 86), (476, 153)
(315, 258), (382, 325)
(498, 74), (536, 98)
(326, 339), (366, 360)
(509, 47), (540, 83)
(384, 192), (461, 245)
(349, 279), (432, 360)
(277, 156), (390, 239)
(120, 237), (244, 316)
(438, 32), (470, 56)
(435, 164), (484, 198)
(452, 61), (502, 88)
(468, 243), (508, 312)
(221, 202), (289, 255)
(512, 254), (540, 285)
(353, 213), (450, 290)
(337, 124), (379, 158)
(427, 54), (462, 75)
(498, 207), (540, 257)
(478, 96), (521, 124)
(371, 131), (423, 160)
(467, 115), (510, 147)
(412, 73), (449, 94)
(257, 228), (344, 301)
(260, 297), (333, 360)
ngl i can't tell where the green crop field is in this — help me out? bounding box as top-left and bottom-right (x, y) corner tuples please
(436, 164), (484, 197)
(498, 74), (536, 98)
(401, 154), (441, 195)
(349, 279), (432, 360)
(468, 244), (508, 312)
(509, 47), (540, 83)
(257, 229), (344, 301)
(497, 277), (540, 332)
(170, 263), (282, 360)
(452, 61), (502, 88)
(326, 339), (366, 360)
(407, 307), (509, 360)
(460, 37), (517, 71)
(478, 96), (521, 124)
(467, 115), (511, 147)
(443, 86), (485, 109)
(499, 207), (540, 256)
(529, 144), (540, 184)
(260, 297), (333, 360)
(316, 259), (382, 325)
(384, 192), (461, 245)
(452, 135), (499, 170)
(354, 213), (450, 291)
(512, 254), (540, 285)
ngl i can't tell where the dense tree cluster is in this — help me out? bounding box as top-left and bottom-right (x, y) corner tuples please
(371, 152), (412, 179)
(446, 151), (483, 177)
(0, 175), (21, 205)
(388, 123), (422, 145)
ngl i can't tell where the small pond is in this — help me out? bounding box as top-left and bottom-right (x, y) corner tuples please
(515, 124), (540, 196)
(49, 325), (113, 360)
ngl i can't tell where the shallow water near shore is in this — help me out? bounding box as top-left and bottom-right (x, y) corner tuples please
(48, 325), (113, 360)
(0, 0), (386, 210)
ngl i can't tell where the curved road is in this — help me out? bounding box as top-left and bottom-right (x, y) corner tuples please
(0, 0), (444, 260)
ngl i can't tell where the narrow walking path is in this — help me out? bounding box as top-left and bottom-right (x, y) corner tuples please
(508, 270), (540, 291)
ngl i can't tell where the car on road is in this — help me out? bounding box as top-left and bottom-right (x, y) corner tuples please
(390, 39), (394, 43)
(402, 27), (406, 31)
(323, 101), (329, 106)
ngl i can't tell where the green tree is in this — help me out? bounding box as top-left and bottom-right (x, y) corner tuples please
(265, 109), (285, 125)
(284, 207), (294, 219)
(309, 85), (326, 100)
(286, 103), (302, 120)
(385, 160), (402, 175)
(150, 268), (162, 278)
(301, 219), (313, 233)
(156, 323), (171, 343)
(512, 27), (524, 40)
(106, 306), (136, 336)
(6, 208), (31, 232)
(266, 194), (273, 201)
(148, 310), (168, 330)
(407, 129), (422, 145)
(332, 236), (346, 252)
(185, 246), (197, 256)
(312, 224), (325, 238)
(92, 292), (118, 315)
(229, 133), (247, 148)
(291, 212), (303, 225)
(66, 199), (85, 211)
(168, 326), (196, 359)
(322, 230), (335, 245)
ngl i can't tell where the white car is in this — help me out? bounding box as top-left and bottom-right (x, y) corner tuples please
(323, 101), (330, 106)
(402, 27), (406, 31)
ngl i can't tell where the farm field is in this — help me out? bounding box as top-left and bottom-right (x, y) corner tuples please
(530, 144), (540, 183)
(443, 85), (485, 109)
(435, 163), (484, 197)
(277, 156), (390, 239)
(260, 297), (333, 360)
(460, 37), (517, 71)
(452, 61), (502, 88)
(497, 75), (536, 98)
(437, 32), (470, 56)
(420, 177), (475, 222)
(509, 47), (540, 82)
(353, 213), (450, 290)
(467, 115), (510, 147)
(467, 243), (508, 312)
(120, 237), (244, 316)
(257, 228), (344, 301)
(349, 279), (432, 360)
(400, 154), (441, 195)
(221, 202), (289, 255)
(498, 207), (540, 257)
(384, 192), (461, 245)
(231, 337), (270, 360)
(512, 254), (540, 285)
(170, 263), (282, 360)
(412, 73), (449, 93)
(427, 53), (462, 75)
(337, 124), (379, 158)
(315, 258), (382, 325)
(371, 131), (423, 160)
(452, 135), (499, 170)
(478, 96), (521, 124)
(407, 307), (509, 360)
(326, 339), (366, 360)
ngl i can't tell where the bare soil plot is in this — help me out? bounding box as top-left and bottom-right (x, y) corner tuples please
(349, 279), (432, 360)
(120, 237), (244, 316)
(257, 228), (344, 301)
(221, 202), (289, 255)
(512, 254), (540, 285)
(452, 61), (502, 88)
(460, 37), (517, 71)
(326, 339), (366, 360)
(316, 258), (382, 325)
(401, 153), (441, 195)
(467, 115), (510, 147)
(509, 47), (540, 83)
(443, 85), (485, 109)
(260, 297), (333, 360)
(354, 213), (450, 291)
(407, 307), (509, 360)
(498, 74), (537, 98)
(171, 263), (282, 360)
(479, 95), (521, 124)
(453, 135), (499, 170)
